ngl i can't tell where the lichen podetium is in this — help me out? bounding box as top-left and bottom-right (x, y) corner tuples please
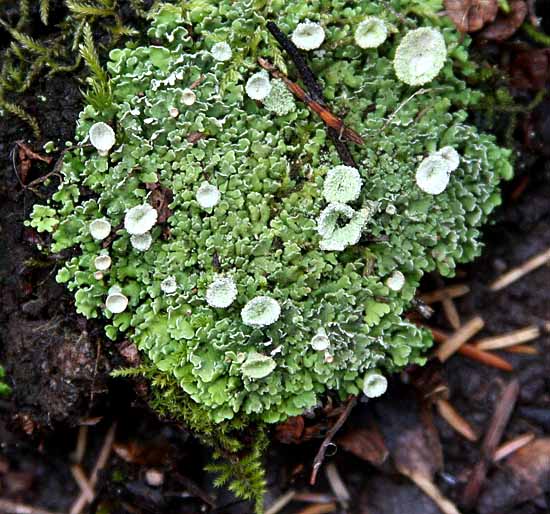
(29, 0), (513, 425)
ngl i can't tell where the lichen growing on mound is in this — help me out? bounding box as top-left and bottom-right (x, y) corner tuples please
(29, 0), (512, 424)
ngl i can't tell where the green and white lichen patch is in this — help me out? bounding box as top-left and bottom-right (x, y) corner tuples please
(29, 0), (513, 424)
(415, 154), (452, 195)
(291, 21), (325, 50)
(394, 27), (447, 85)
(206, 276), (238, 308)
(323, 165), (362, 204)
(245, 71), (272, 100)
(355, 17), (388, 49)
(89, 122), (116, 155)
(262, 79), (296, 116)
(241, 296), (281, 327)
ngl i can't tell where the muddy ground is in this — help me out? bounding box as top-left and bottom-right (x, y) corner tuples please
(1, 3), (549, 514)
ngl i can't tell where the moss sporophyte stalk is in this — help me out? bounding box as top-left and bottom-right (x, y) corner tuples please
(29, 0), (513, 426)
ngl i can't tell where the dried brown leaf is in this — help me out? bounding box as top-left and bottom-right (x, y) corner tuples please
(478, 438), (550, 514)
(337, 423), (389, 467)
(479, 0), (528, 41)
(275, 416), (305, 444)
(444, 0), (498, 32)
(510, 48), (550, 90)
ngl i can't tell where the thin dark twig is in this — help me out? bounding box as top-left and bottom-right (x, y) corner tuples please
(266, 21), (325, 103)
(310, 396), (357, 485)
(258, 58), (363, 148)
(327, 127), (358, 167)
(264, 21), (361, 166)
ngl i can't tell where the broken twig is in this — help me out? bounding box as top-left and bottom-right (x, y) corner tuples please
(258, 58), (363, 145)
(310, 396), (357, 485)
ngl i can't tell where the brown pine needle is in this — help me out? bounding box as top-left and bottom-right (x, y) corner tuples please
(257, 58), (364, 145)
(265, 490), (296, 514)
(70, 421), (117, 514)
(72, 425), (88, 464)
(427, 325), (513, 371)
(474, 326), (540, 351)
(434, 316), (485, 362)
(503, 344), (539, 355)
(70, 465), (94, 502)
(400, 470), (463, 514)
(493, 433), (535, 462)
(442, 297), (461, 330)
(436, 399), (478, 442)
(462, 380), (520, 508)
(325, 462), (351, 505)
(490, 246), (550, 291)
(419, 284), (470, 304)
(310, 396), (356, 485)
(0, 500), (64, 514)
(458, 345), (513, 371)
(295, 504), (338, 514)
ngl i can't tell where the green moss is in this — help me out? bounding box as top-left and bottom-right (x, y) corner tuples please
(31, 0), (512, 427)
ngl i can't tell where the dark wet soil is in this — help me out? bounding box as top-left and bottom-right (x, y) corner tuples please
(1, 3), (550, 514)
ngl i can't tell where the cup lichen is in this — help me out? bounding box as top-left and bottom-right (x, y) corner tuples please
(29, 0), (513, 427)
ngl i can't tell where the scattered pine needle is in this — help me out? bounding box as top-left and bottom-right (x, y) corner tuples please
(436, 399), (478, 442)
(293, 493), (336, 504)
(70, 421), (117, 514)
(458, 345), (514, 371)
(474, 326), (540, 351)
(0, 500), (64, 514)
(310, 397), (356, 485)
(493, 433), (535, 462)
(72, 425), (88, 464)
(419, 284), (470, 304)
(503, 344), (539, 355)
(400, 470), (463, 514)
(325, 462), (351, 505)
(265, 490), (296, 514)
(295, 503), (338, 514)
(70, 465), (94, 502)
(258, 57), (364, 145)
(462, 380), (520, 508)
(427, 325), (513, 371)
(489, 246), (550, 291)
(434, 316), (485, 362)
(442, 296), (461, 330)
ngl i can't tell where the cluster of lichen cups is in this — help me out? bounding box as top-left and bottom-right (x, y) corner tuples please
(30, 1), (512, 424)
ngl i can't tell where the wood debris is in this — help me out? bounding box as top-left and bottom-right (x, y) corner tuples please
(436, 399), (478, 442)
(489, 246), (550, 291)
(493, 432), (535, 462)
(434, 316), (485, 362)
(427, 325), (513, 371)
(462, 379), (520, 508)
(420, 284), (470, 304)
(474, 325), (540, 351)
